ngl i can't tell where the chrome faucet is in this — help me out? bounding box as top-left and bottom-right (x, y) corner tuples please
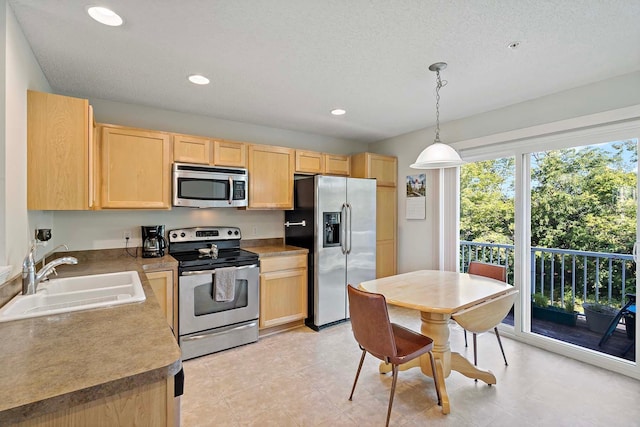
(22, 243), (78, 295)
(42, 244), (69, 269)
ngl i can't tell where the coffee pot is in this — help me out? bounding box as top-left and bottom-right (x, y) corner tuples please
(141, 225), (166, 258)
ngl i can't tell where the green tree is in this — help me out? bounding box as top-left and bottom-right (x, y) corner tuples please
(460, 157), (514, 244)
(460, 140), (637, 302)
(530, 141), (636, 253)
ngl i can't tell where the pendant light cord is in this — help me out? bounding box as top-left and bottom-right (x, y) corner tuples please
(434, 70), (447, 144)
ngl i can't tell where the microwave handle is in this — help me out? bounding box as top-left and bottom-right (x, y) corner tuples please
(228, 177), (233, 205)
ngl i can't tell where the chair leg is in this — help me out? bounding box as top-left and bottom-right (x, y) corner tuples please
(494, 327), (508, 366)
(385, 364), (399, 427)
(622, 339), (635, 357)
(349, 349), (366, 401)
(428, 351), (442, 406)
(473, 333), (478, 366)
(464, 329), (468, 347)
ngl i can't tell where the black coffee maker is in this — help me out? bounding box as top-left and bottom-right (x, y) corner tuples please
(141, 225), (167, 258)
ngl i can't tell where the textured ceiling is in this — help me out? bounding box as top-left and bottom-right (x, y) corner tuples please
(9, 0), (640, 143)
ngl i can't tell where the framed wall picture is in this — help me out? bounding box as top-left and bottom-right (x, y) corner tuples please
(406, 174), (426, 219)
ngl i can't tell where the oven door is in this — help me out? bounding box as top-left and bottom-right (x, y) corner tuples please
(179, 264), (259, 336)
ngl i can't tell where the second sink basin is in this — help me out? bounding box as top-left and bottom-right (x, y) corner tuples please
(41, 271), (142, 294)
(0, 271), (146, 323)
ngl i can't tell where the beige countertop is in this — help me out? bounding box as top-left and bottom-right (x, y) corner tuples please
(244, 244), (308, 257)
(0, 253), (181, 424)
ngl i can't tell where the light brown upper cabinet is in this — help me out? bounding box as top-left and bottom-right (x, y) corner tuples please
(295, 150), (324, 174)
(27, 90), (96, 210)
(248, 144), (294, 209)
(173, 134), (247, 168)
(213, 139), (247, 168)
(351, 152), (397, 187)
(351, 152), (398, 278)
(323, 154), (350, 176)
(173, 134), (211, 165)
(99, 125), (172, 209)
(294, 150), (350, 176)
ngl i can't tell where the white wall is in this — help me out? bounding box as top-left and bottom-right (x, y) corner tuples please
(1, 1), (51, 276)
(53, 209), (285, 250)
(85, 97), (366, 154)
(370, 71), (640, 273)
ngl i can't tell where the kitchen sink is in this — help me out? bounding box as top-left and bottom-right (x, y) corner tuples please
(40, 271), (142, 294)
(0, 271), (146, 322)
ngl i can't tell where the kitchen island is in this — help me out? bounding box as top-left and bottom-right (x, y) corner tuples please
(0, 252), (181, 426)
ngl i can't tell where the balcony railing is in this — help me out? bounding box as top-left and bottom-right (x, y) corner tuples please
(460, 241), (636, 309)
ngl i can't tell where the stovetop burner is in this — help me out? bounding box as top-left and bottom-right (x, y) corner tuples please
(168, 226), (259, 270)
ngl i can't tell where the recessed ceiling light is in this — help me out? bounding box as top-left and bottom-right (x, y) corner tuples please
(188, 74), (210, 85)
(87, 6), (123, 27)
(507, 41), (521, 50)
(330, 108), (346, 116)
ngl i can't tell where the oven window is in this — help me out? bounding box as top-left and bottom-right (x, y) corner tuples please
(178, 178), (229, 200)
(193, 279), (248, 316)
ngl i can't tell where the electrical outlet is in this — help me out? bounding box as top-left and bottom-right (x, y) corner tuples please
(252, 226), (257, 236)
(123, 231), (132, 240)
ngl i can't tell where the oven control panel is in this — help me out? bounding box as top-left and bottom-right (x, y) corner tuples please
(168, 226), (241, 243)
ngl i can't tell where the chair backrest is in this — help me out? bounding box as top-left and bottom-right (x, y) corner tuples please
(453, 289), (518, 333)
(468, 261), (507, 282)
(347, 285), (396, 362)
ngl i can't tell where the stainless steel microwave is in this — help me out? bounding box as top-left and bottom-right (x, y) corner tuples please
(173, 163), (248, 208)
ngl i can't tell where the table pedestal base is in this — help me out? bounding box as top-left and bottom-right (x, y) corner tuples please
(378, 311), (497, 415)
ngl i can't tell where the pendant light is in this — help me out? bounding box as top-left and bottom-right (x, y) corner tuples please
(410, 62), (465, 169)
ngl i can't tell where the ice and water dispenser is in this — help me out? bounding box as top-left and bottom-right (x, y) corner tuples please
(323, 212), (341, 247)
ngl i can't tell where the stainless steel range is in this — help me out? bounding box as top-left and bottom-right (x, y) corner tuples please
(169, 226), (260, 360)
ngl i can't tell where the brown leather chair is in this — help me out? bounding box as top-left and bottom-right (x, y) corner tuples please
(347, 285), (441, 426)
(463, 261), (510, 366)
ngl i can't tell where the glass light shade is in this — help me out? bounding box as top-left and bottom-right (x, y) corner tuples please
(410, 142), (465, 169)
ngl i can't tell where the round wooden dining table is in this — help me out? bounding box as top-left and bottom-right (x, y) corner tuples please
(359, 269), (517, 415)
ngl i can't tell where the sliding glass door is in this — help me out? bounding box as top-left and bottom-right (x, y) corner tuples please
(528, 139), (637, 362)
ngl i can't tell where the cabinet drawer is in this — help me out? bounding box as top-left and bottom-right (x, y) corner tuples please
(260, 254), (307, 273)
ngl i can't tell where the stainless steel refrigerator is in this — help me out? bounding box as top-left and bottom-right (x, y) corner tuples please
(285, 175), (376, 330)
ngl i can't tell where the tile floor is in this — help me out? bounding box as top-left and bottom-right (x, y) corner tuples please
(181, 307), (640, 426)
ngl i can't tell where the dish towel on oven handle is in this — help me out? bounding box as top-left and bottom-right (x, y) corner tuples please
(214, 266), (237, 302)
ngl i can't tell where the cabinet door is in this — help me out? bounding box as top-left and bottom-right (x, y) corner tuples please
(323, 154), (350, 176)
(100, 126), (172, 209)
(377, 186), (397, 278)
(260, 268), (307, 329)
(146, 270), (174, 330)
(295, 150), (324, 174)
(351, 152), (396, 186)
(173, 134), (212, 164)
(213, 139), (247, 167)
(248, 145), (294, 209)
(369, 154), (397, 187)
(27, 91), (92, 210)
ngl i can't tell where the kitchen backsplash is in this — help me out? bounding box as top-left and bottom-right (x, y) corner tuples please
(52, 209), (286, 251)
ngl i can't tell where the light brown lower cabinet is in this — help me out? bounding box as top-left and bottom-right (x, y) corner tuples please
(259, 254), (307, 329)
(14, 376), (175, 427)
(146, 270), (176, 333)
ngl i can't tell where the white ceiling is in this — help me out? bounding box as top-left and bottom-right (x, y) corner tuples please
(9, 0), (640, 143)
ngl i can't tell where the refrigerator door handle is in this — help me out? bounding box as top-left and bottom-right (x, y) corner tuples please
(341, 203), (348, 254)
(347, 203), (353, 254)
